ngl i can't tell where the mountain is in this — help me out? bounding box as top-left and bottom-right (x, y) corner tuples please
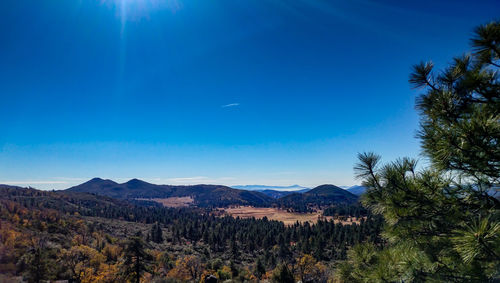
(231, 184), (310, 192)
(0, 184), (25, 190)
(67, 178), (273, 207)
(0, 184), (134, 215)
(305, 184), (359, 201)
(346, 185), (367, 195)
(277, 184), (359, 211)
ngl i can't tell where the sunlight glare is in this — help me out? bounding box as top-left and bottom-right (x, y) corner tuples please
(100, 0), (181, 21)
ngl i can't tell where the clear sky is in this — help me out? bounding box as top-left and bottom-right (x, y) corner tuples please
(1, 0), (498, 190)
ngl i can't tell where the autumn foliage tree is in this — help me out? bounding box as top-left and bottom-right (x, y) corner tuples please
(295, 254), (326, 283)
(167, 255), (204, 282)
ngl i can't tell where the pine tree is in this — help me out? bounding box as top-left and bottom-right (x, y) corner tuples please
(123, 236), (151, 283)
(254, 257), (266, 280)
(20, 238), (50, 283)
(278, 234), (290, 261)
(229, 234), (239, 260)
(337, 21), (500, 282)
(271, 264), (295, 283)
(150, 222), (163, 244)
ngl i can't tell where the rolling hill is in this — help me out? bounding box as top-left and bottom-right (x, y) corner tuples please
(66, 178), (273, 207)
(0, 184), (134, 215)
(305, 184), (359, 201)
(277, 184), (359, 211)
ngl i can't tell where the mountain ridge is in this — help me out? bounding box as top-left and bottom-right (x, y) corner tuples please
(67, 178), (273, 207)
(66, 178), (358, 208)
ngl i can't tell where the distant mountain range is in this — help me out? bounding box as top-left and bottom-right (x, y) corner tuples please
(231, 184), (311, 192)
(231, 185), (311, 199)
(66, 178), (273, 207)
(345, 185), (367, 195)
(233, 184), (367, 197)
(64, 178), (360, 208)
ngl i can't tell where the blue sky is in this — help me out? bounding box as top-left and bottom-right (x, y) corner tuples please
(0, 0), (498, 189)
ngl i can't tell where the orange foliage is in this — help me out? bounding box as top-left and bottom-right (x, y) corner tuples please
(167, 255), (204, 281)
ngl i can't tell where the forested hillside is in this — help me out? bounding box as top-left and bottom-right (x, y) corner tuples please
(66, 178), (359, 211)
(67, 178), (274, 208)
(0, 185), (382, 282)
(276, 185), (358, 213)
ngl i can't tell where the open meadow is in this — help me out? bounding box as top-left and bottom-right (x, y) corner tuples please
(218, 206), (361, 226)
(137, 196), (195, 207)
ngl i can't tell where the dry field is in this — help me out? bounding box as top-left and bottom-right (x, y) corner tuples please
(136, 196), (194, 207)
(219, 206), (361, 226)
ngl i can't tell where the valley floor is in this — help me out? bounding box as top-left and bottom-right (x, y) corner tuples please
(217, 206), (361, 226)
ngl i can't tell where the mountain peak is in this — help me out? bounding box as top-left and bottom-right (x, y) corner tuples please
(125, 178), (144, 184)
(307, 184), (354, 196)
(124, 178), (153, 189)
(85, 177), (117, 185)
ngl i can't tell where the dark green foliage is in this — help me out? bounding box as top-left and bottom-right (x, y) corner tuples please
(123, 236), (152, 283)
(254, 257), (266, 279)
(150, 222), (163, 243)
(322, 203), (367, 217)
(410, 24), (500, 182)
(18, 238), (51, 283)
(229, 234), (240, 260)
(271, 264), (295, 283)
(338, 21), (500, 282)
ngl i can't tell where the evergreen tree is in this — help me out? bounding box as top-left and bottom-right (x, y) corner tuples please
(337, 21), (500, 282)
(278, 234), (290, 261)
(123, 236), (152, 283)
(254, 257), (266, 280)
(229, 234), (240, 260)
(271, 264), (295, 283)
(230, 260), (239, 278)
(150, 222), (163, 243)
(19, 238), (50, 283)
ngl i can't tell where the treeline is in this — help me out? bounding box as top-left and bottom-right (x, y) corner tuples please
(273, 188), (358, 213)
(322, 204), (368, 218)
